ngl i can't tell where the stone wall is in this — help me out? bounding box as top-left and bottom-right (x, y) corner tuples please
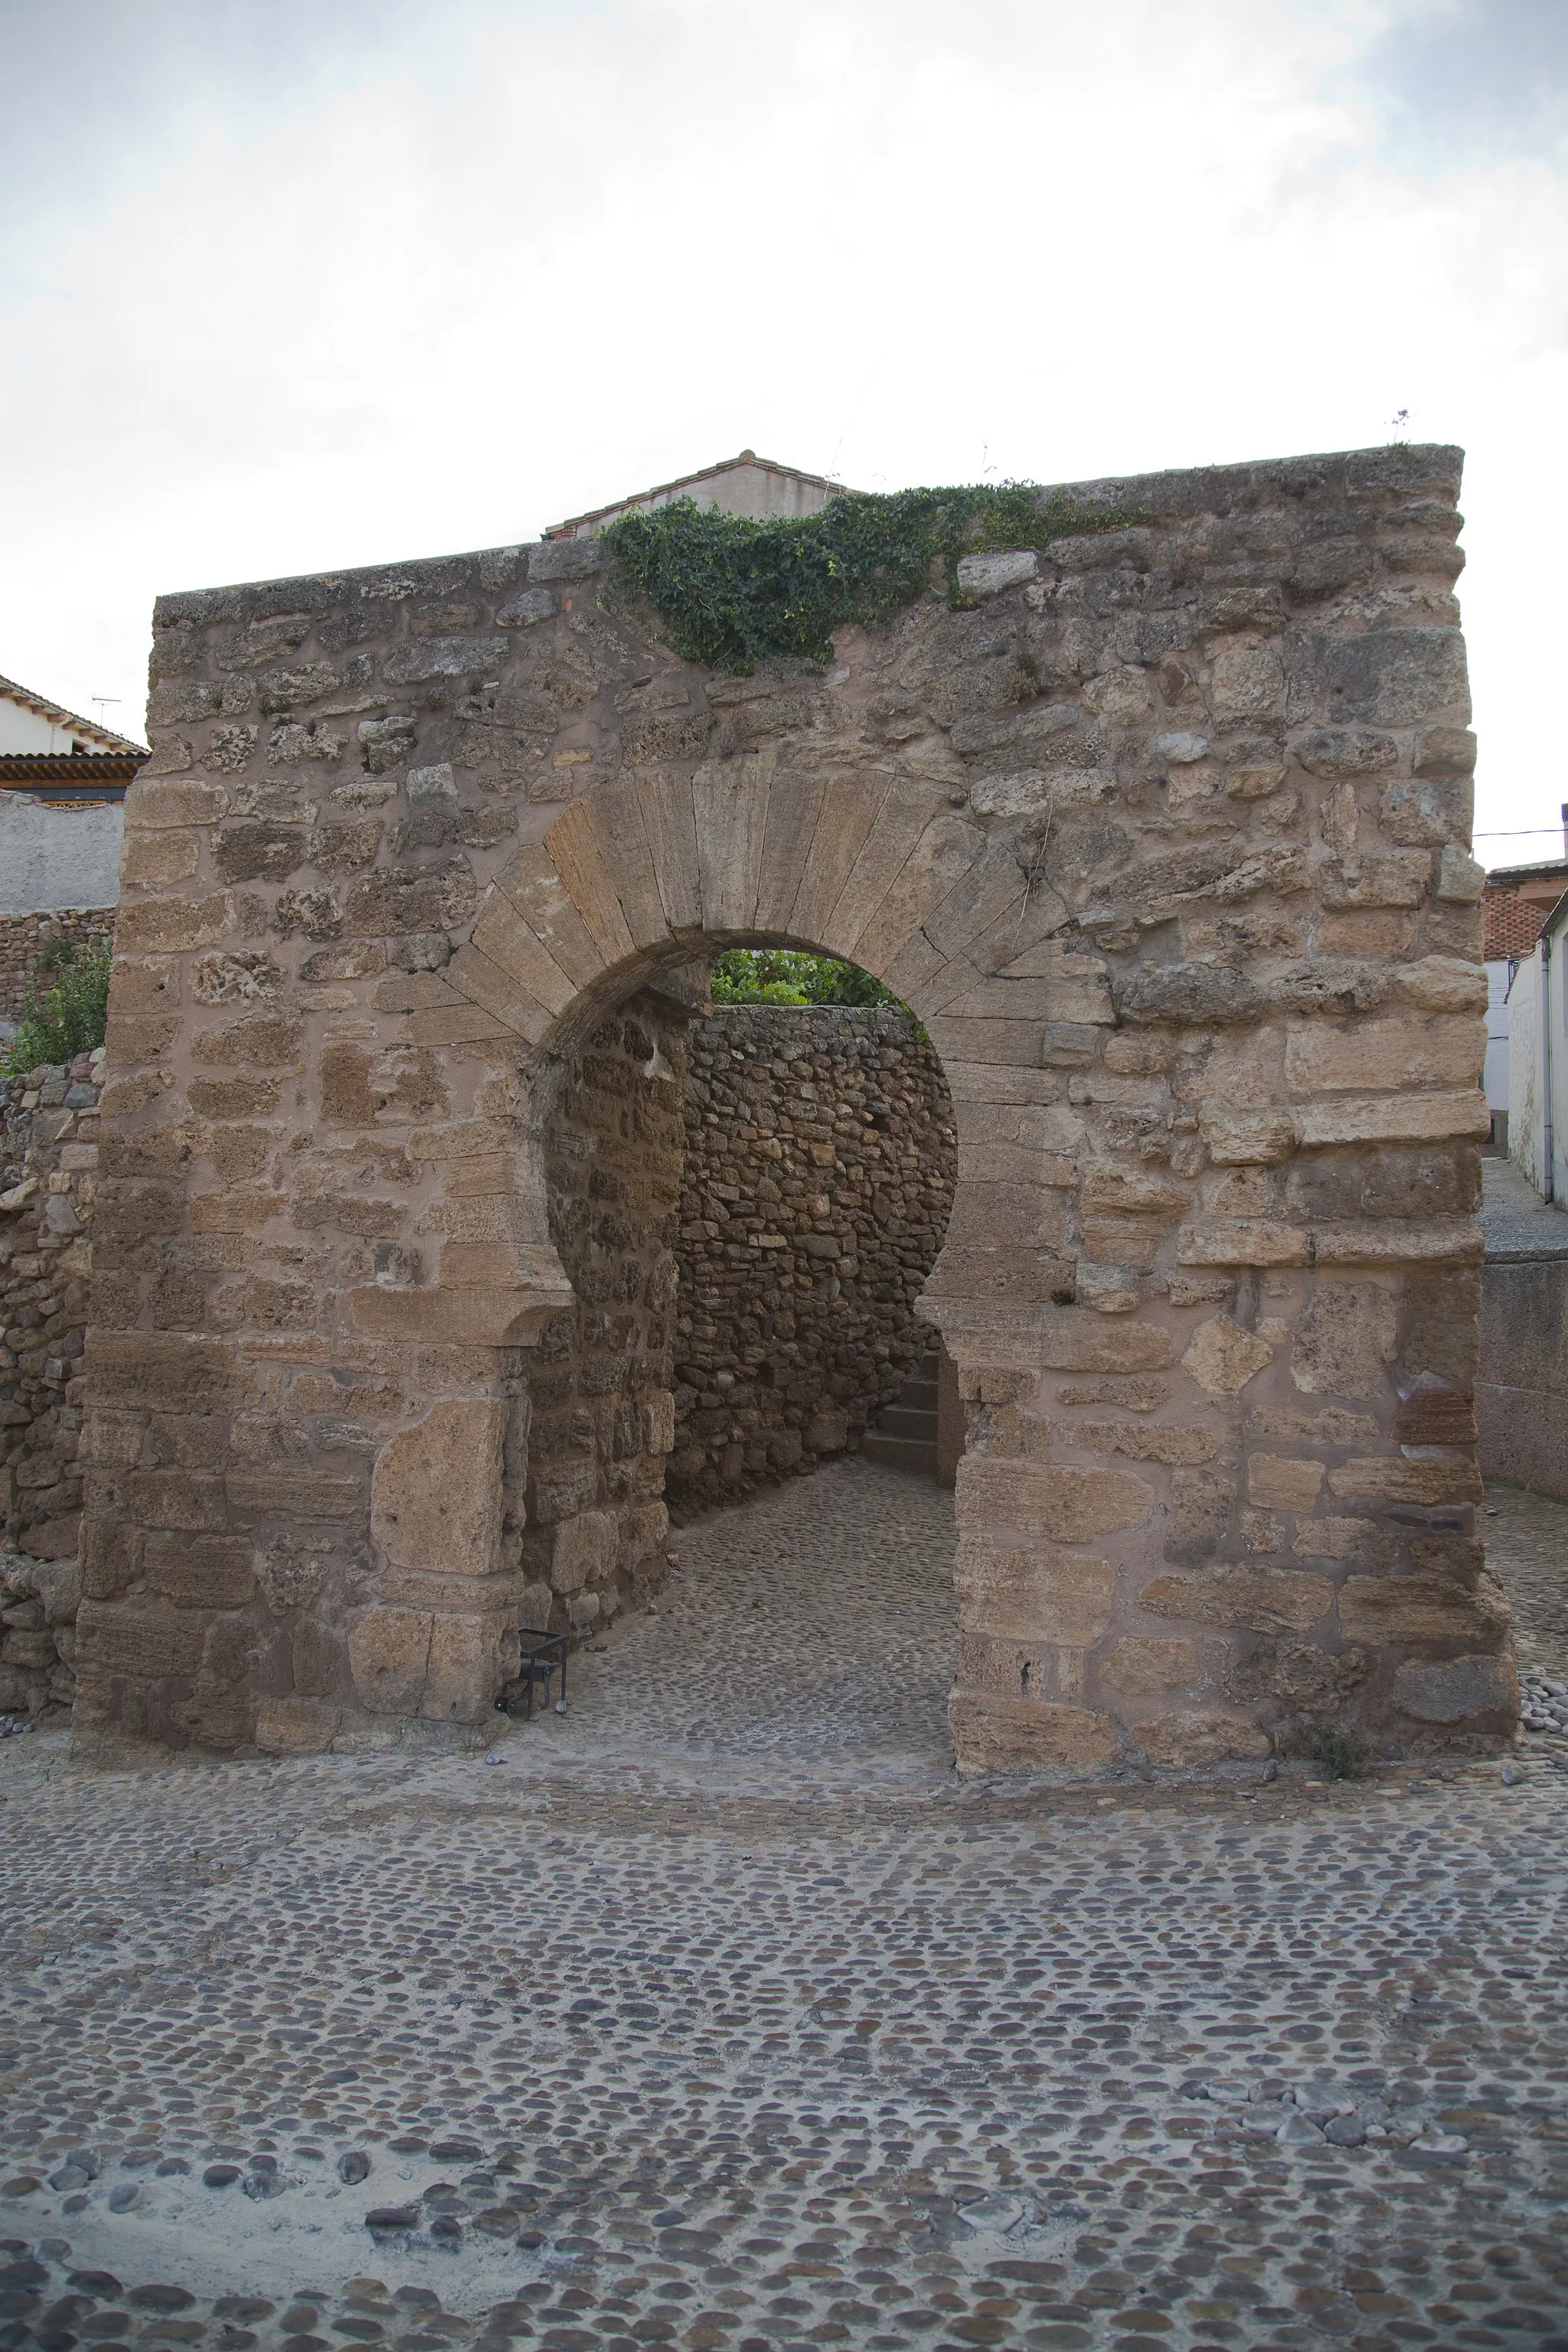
(1479, 1258), (1568, 1501)
(668, 1003), (955, 1509)
(76, 442), (1511, 1771)
(0, 912), (115, 1021)
(521, 993), (686, 1640)
(1, 1050), (103, 1717)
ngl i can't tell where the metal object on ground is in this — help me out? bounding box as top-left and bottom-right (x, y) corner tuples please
(497, 1628), (570, 1720)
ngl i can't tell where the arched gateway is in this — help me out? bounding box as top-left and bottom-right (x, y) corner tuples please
(74, 446), (1516, 1770)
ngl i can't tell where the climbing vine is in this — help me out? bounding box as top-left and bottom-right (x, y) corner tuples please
(599, 482), (1147, 674)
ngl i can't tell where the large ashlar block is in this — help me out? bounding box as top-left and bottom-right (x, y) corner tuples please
(347, 1602), (513, 1721)
(1139, 1566), (1335, 1635)
(1392, 1652), (1518, 1724)
(1337, 1571), (1511, 1646)
(949, 1689), (1117, 1775)
(1291, 1283), (1400, 1396)
(1135, 1711), (1272, 1766)
(1102, 1637), (1197, 1693)
(370, 1400), (508, 1577)
(953, 1538), (1116, 1645)
(956, 1459), (1155, 1542)
(1283, 1015), (1484, 1094)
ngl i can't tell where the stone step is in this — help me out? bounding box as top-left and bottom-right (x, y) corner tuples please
(878, 1402), (939, 1440)
(862, 1429), (938, 1473)
(896, 1379), (939, 1412)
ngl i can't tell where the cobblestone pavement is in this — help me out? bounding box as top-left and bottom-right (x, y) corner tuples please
(3, 1461), (1567, 2352)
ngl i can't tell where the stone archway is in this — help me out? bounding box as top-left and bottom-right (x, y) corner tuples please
(74, 443), (1514, 1770)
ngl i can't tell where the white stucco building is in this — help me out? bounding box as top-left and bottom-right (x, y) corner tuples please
(1508, 888), (1568, 1205)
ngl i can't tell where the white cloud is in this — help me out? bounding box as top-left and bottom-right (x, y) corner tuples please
(1, 0), (1563, 853)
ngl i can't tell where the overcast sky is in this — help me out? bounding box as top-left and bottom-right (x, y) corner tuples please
(2, 0), (1564, 854)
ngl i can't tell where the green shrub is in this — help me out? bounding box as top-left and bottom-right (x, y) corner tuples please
(600, 481), (1146, 674)
(4, 939), (112, 1075)
(708, 951), (900, 1008)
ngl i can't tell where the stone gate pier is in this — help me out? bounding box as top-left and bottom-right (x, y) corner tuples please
(73, 443), (1514, 1771)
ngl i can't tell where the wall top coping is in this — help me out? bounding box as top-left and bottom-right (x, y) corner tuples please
(150, 444), (1465, 623)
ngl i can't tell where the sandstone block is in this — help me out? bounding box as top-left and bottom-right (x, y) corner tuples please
(1292, 1283), (1398, 1397)
(1391, 1651), (1517, 1725)
(371, 1400), (508, 1577)
(1101, 1637), (1196, 1694)
(1321, 627), (1470, 728)
(1139, 1565), (1334, 1635)
(1284, 1014), (1482, 1095)
(1295, 728), (1399, 777)
(87, 1330), (253, 1415)
(1074, 1263), (1140, 1315)
(956, 1459), (1154, 1541)
(1436, 844), (1485, 904)
(949, 1689), (1116, 1775)
(77, 1598), (207, 1681)
(953, 1538), (1116, 1645)
(348, 1605), (432, 1714)
(1290, 1514), (1391, 1562)
(549, 1510), (618, 1595)
(1136, 1710), (1272, 1766)
(1318, 851), (1432, 909)
(254, 1695), (342, 1755)
(1295, 1090), (1489, 1147)
(1325, 1455), (1483, 1504)
(1413, 727), (1476, 777)
(1200, 1107), (1298, 1165)
(144, 1533), (255, 1609)
(1181, 1315), (1273, 1396)
(121, 828), (201, 887)
(643, 1392), (676, 1453)
(116, 893), (231, 953)
(422, 1609), (511, 1721)
(1076, 1421), (1215, 1465)
(1177, 1221), (1309, 1268)
(956, 550), (1039, 598)
(1338, 1570), (1510, 1647)
(125, 779), (228, 829)
(1246, 1455), (1325, 1511)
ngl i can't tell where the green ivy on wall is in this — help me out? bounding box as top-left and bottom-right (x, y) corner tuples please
(599, 482), (1145, 674)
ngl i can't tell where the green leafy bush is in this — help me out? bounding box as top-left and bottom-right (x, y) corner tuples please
(4, 939), (112, 1075)
(600, 481), (1146, 673)
(709, 951), (900, 1008)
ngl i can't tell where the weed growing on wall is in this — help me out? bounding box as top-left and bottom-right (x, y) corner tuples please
(600, 482), (1146, 672)
(4, 939), (111, 1074)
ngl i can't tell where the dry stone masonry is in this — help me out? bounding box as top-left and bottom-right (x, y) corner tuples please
(669, 1004), (956, 1510)
(75, 443), (1510, 1771)
(522, 993), (689, 1642)
(1, 1050), (103, 1720)
(0, 911), (113, 1023)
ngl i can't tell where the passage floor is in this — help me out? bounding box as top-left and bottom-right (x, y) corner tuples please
(2, 1461), (1566, 2350)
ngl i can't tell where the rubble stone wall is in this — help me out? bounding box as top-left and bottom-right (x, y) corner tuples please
(1, 1050), (103, 1717)
(669, 1004), (955, 1509)
(0, 912), (116, 1021)
(76, 443), (1509, 1771)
